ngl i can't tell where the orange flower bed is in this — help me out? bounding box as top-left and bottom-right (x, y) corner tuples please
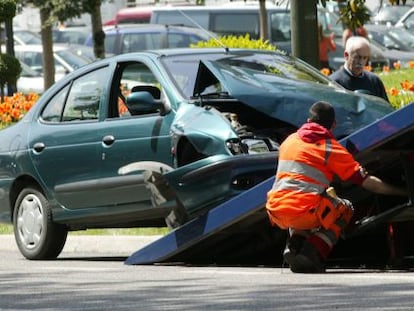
(0, 93), (38, 127)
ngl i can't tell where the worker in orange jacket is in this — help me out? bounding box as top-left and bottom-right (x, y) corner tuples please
(266, 101), (407, 273)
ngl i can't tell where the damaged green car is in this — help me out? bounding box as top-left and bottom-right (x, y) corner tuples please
(0, 48), (393, 260)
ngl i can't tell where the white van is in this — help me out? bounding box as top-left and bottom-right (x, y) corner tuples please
(150, 4), (293, 52)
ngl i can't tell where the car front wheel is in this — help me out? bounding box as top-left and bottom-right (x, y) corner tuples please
(13, 187), (68, 260)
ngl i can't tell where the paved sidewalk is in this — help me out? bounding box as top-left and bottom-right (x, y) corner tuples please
(0, 234), (161, 256)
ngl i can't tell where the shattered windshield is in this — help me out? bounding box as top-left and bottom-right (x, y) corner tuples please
(162, 50), (335, 98)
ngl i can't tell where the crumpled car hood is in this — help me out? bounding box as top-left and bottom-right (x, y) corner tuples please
(193, 60), (393, 138)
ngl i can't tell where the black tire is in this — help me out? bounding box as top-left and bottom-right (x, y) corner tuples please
(13, 187), (68, 260)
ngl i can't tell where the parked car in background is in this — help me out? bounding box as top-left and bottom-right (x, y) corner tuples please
(13, 29), (42, 45)
(52, 26), (90, 45)
(365, 24), (414, 68)
(104, 6), (153, 25)
(16, 61), (44, 94)
(0, 48), (395, 261)
(0, 27), (41, 45)
(370, 4), (412, 25)
(395, 6), (414, 34)
(14, 44), (93, 81)
(85, 24), (215, 55)
(365, 23), (414, 52)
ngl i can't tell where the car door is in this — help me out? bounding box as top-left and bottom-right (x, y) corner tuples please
(29, 65), (112, 210)
(96, 60), (174, 212)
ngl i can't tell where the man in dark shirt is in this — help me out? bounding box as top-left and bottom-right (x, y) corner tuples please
(329, 36), (389, 103)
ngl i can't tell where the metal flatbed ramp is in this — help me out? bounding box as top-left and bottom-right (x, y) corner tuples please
(125, 176), (274, 265)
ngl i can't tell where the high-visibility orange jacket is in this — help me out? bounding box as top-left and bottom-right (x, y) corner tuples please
(266, 122), (361, 229)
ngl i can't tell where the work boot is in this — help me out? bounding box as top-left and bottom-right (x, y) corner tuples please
(288, 240), (326, 273)
(283, 234), (305, 266)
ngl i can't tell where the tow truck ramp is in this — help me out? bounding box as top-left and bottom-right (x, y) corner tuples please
(126, 103), (414, 266)
(125, 176), (273, 265)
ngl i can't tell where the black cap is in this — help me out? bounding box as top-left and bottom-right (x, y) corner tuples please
(308, 101), (335, 129)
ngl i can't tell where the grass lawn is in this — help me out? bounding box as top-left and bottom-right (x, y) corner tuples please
(377, 68), (414, 109)
(0, 224), (168, 235)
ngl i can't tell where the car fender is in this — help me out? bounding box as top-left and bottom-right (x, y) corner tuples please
(171, 102), (237, 156)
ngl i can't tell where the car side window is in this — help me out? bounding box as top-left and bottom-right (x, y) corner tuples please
(122, 33), (147, 52)
(167, 33), (201, 48)
(270, 12), (291, 42)
(62, 68), (108, 121)
(211, 13), (259, 38)
(404, 13), (414, 31)
(41, 66), (109, 123)
(17, 51), (43, 73)
(105, 34), (117, 54)
(108, 61), (161, 118)
(41, 85), (69, 122)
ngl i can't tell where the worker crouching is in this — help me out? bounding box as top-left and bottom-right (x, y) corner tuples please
(266, 101), (407, 273)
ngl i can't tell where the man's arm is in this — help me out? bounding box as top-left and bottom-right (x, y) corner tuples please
(362, 175), (407, 196)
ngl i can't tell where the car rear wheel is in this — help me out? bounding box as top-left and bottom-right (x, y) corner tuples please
(13, 187), (68, 260)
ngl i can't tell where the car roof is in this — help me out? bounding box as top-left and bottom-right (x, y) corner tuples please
(103, 23), (208, 34)
(151, 2), (288, 12)
(115, 47), (284, 60)
(80, 48), (281, 69)
(100, 23), (215, 43)
(371, 4), (412, 23)
(365, 24), (396, 30)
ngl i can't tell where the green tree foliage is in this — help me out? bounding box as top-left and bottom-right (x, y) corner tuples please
(338, 0), (371, 30)
(0, 0), (19, 96)
(0, 53), (21, 100)
(0, 0), (16, 22)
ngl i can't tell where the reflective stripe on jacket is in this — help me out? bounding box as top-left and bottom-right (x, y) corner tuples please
(266, 130), (360, 219)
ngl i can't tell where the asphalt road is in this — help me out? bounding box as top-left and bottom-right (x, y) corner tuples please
(1, 234), (414, 311)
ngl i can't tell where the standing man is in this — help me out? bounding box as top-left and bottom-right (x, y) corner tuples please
(266, 101), (406, 273)
(329, 36), (389, 102)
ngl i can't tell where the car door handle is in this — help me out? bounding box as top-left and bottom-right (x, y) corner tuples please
(102, 135), (115, 146)
(33, 142), (45, 153)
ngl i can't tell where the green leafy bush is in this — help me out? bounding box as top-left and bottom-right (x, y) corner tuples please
(191, 34), (279, 51)
(0, 53), (22, 97)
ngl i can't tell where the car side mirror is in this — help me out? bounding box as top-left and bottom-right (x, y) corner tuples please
(126, 91), (167, 116)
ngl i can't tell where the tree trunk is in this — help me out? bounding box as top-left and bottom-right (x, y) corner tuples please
(5, 19), (16, 95)
(90, 0), (105, 59)
(40, 7), (55, 90)
(290, 0), (319, 68)
(259, 0), (268, 41)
